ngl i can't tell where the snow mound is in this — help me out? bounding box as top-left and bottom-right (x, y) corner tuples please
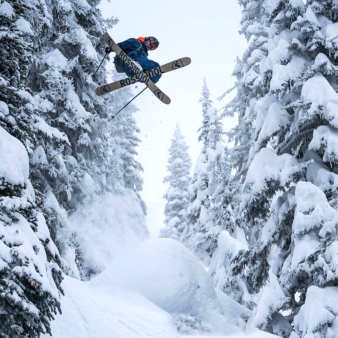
(91, 238), (238, 335)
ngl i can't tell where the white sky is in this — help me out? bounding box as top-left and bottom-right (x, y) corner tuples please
(99, 0), (247, 236)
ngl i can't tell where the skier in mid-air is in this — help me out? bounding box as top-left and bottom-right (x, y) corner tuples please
(105, 36), (161, 83)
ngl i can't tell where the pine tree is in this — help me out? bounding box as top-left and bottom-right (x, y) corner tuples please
(208, 145), (248, 303)
(0, 0), (64, 335)
(0, 127), (63, 337)
(213, 0), (291, 310)
(160, 124), (192, 240)
(31, 0), (112, 210)
(227, 0), (338, 336)
(210, 0), (273, 294)
(0, 0), (42, 150)
(209, 146), (236, 237)
(181, 79), (225, 264)
(109, 80), (146, 214)
(219, 0), (270, 182)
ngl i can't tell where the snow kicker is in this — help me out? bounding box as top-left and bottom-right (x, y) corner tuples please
(99, 32), (171, 104)
(95, 57), (191, 96)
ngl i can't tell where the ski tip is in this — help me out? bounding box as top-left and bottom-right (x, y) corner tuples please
(182, 57), (191, 65)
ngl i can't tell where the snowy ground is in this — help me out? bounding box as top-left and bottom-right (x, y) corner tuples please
(43, 276), (276, 338)
(43, 239), (278, 338)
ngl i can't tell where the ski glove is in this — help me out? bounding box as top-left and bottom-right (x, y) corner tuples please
(105, 47), (113, 54)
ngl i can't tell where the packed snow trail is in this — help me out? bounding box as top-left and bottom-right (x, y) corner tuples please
(43, 239), (278, 337)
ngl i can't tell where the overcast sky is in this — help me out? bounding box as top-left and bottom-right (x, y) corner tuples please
(99, 0), (247, 236)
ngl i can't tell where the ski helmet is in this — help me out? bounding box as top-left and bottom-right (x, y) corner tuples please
(146, 36), (159, 50)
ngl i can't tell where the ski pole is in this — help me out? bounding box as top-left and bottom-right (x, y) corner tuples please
(112, 87), (147, 119)
(93, 54), (108, 79)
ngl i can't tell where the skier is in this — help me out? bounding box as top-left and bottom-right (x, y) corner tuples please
(105, 36), (161, 83)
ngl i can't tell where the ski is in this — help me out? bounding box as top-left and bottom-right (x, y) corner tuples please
(100, 32), (171, 104)
(95, 57), (191, 96)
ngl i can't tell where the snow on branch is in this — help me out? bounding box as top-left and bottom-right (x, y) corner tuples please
(103, 16), (119, 30)
(241, 148), (306, 212)
(293, 286), (338, 337)
(301, 73), (338, 128)
(309, 125), (338, 166)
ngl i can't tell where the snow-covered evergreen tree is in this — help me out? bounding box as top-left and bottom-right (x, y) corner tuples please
(105, 70), (146, 212)
(181, 79), (225, 264)
(211, 2), (273, 298)
(208, 144), (249, 303)
(214, 0), (298, 310)
(0, 0), (65, 335)
(0, 126), (63, 337)
(220, 0), (270, 182)
(160, 124), (191, 240)
(0, 0), (46, 151)
(113, 92), (145, 211)
(225, 0), (338, 336)
(31, 0), (113, 210)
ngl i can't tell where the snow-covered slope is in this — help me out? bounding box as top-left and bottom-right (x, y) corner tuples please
(42, 276), (178, 338)
(42, 275), (277, 338)
(43, 238), (278, 338)
(91, 238), (235, 335)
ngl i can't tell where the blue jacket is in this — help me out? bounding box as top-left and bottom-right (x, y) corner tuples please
(118, 38), (161, 83)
